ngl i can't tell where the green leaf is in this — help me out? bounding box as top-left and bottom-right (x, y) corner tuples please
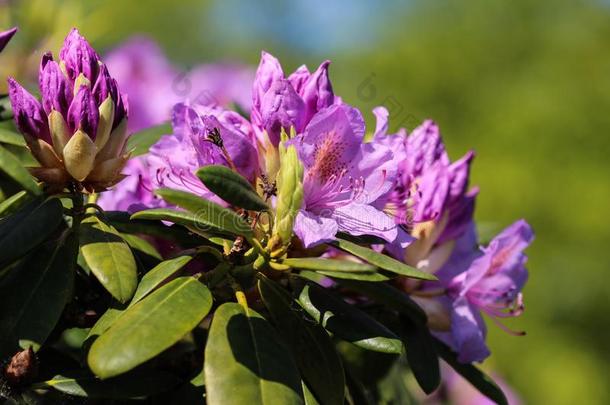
(331, 238), (437, 281)
(333, 280), (427, 325)
(283, 258), (377, 273)
(0, 232), (76, 357)
(37, 369), (180, 398)
(150, 188), (252, 238)
(85, 304), (126, 342)
(0, 144), (41, 195)
(296, 283), (402, 354)
(204, 302), (304, 405)
(0, 190), (29, 217)
(125, 122), (172, 156)
(79, 215), (138, 303)
(0, 128), (26, 147)
(258, 275), (345, 405)
(197, 165), (269, 211)
(88, 277), (212, 379)
(399, 315), (440, 394)
(434, 338), (508, 405)
(0, 197), (64, 267)
(120, 233), (162, 261)
(300, 269), (390, 282)
(302, 382), (321, 405)
(129, 255), (192, 305)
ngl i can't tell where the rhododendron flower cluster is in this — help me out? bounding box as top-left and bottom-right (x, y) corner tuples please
(99, 50), (533, 363)
(1, 26), (532, 404)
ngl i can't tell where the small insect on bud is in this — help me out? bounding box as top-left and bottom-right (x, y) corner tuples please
(205, 127), (224, 148)
(3, 348), (38, 387)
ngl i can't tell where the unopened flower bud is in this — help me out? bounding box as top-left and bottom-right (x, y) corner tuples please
(63, 129), (97, 181)
(272, 143), (304, 246)
(48, 110), (71, 156)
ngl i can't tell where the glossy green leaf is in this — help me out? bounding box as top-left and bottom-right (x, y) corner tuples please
(302, 382), (321, 405)
(0, 190), (29, 217)
(297, 283), (402, 354)
(204, 302), (304, 405)
(300, 269), (389, 282)
(0, 144), (41, 195)
(129, 255), (192, 305)
(283, 258), (377, 273)
(120, 233), (162, 260)
(154, 188), (253, 238)
(88, 277), (212, 379)
(331, 238), (436, 281)
(287, 257), (388, 281)
(0, 128), (26, 147)
(258, 275), (345, 405)
(399, 315), (440, 394)
(197, 165), (268, 211)
(125, 122), (172, 156)
(434, 338), (508, 405)
(0, 197), (63, 267)
(37, 369), (180, 398)
(86, 305), (125, 342)
(0, 233), (76, 357)
(79, 215), (137, 303)
(334, 280), (427, 325)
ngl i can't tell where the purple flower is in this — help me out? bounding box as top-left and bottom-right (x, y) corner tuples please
(373, 113), (478, 263)
(429, 220), (534, 363)
(0, 27), (17, 53)
(104, 36), (254, 132)
(251, 51), (338, 147)
(288, 104), (402, 248)
(8, 28), (130, 189)
(104, 102), (259, 210)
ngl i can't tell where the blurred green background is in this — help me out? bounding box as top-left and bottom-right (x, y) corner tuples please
(2, 0), (609, 403)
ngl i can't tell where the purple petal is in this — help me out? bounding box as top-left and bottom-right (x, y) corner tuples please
(332, 202), (399, 242)
(372, 106), (389, 138)
(59, 28), (100, 82)
(300, 60), (334, 123)
(287, 64), (310, 94)
(68, 86), (99, 138)
(350, 141), (397, 204)
(8, 78), (51, 143)
(294, 209), (339, 248)
(413, 164), (451, 222)
(98, 157), (159, 213)
(296, 104), (365, 170)
(260, 78), (306, 145)
(449, 297), (490, 363)
(39, 59), (73, 116)
(0, 27), (17, 53)
(406, 120), (450, 177)
(252, 51), (284, 118)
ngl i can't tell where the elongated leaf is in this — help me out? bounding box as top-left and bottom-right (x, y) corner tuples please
(37, 369), (180, 398)
(154, 188), (253, 238)
(120, 233), (162, 260)
(302, 382), (321, 405)
(434, 338), (508, 405)
(0, 128), (26, 147)
(106, 210), (204, 247)
(334, 280), (427, 325)
(0, 197), (63, 267)
(284, 258), (377, 273)
(297, 283), (402, 354)
(204, 302), (304, 405)
(0, 190), (29, 217)
(79, 215), (137, 303)
(0, 232), (76, 357)
(125, 122), (172, 156)
(258, 275), (345, 405)
(399, 315), (440, 394)
(331, 238), (436, 281)
(86, 305), (125, 341)
(301, 269), (389, 282)
(0, 144), (40, 195)
(197, 165), (268, 211)
(88, 277), (212, 379)
(129, 255), (192, 305)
